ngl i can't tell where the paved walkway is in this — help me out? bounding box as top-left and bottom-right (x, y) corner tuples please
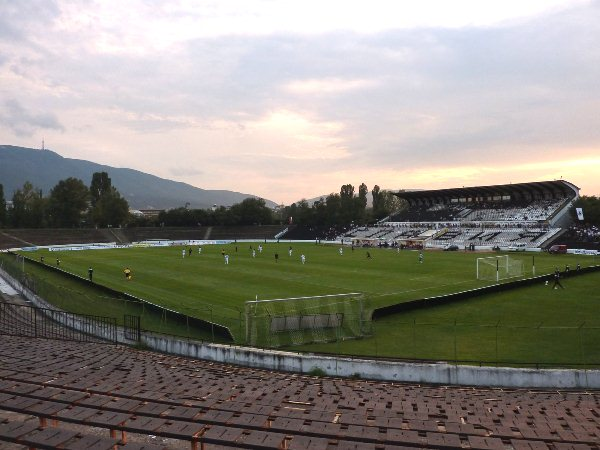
(0, 274), (18, 297)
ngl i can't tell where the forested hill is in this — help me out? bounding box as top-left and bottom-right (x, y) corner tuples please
(0, 145), (276, 209)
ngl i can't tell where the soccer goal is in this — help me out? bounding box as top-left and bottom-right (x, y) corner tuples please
(476, 255), (524, 282)
(244, 293), (370, 348)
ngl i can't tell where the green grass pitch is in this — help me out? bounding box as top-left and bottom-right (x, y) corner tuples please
(13, 243), (600, 366)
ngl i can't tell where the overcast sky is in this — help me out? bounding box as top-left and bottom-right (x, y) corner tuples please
(1, 0), (599, 204)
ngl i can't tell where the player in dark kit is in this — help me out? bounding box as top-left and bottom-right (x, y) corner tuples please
(552, 268), (564, 289)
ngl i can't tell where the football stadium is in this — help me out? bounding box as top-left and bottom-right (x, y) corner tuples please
(1, 180), (600, 449)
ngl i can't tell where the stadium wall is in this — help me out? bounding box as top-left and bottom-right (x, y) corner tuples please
(140, 334), (600, 389)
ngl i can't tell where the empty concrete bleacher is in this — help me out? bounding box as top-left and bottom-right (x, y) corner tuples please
(0, 232), (28, 250)
(122, 227), (209, 243)
(205, 225), (285, 240)
(0, 335), (598, 450)
(0, 226), (289, 250)
(0, 229), (114, 248)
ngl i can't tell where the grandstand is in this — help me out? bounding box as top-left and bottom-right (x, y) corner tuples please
(345, 180), (579, 250)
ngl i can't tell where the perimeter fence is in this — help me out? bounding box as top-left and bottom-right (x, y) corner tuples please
(0, 253), (235, 343)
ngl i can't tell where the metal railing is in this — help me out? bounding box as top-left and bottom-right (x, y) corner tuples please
(0, 302), (117, 344)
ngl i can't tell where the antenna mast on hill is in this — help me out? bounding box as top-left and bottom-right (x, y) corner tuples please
(41, 139), (45, 151)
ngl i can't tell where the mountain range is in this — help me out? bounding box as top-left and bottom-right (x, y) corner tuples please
(0, 145), (277, 210)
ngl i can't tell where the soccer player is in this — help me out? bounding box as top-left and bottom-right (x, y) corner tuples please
(252, 249), (256, 258)
(124, 267), (132, 280)
(275, 253), (279, 262)
(552, 268), (564, 289)
(258, 244), (263, 253)
(339, 247), (343, 256)
(198, 247), (202, 254)
(224, 254), (229, 265)
(301, 254), (306, 264)
(56, 258), (60, 266)
(88, 267), (93, 282)
(182, 249), (186, 258)
(419, 251), (424, 264)
(288, 246), (292, 257)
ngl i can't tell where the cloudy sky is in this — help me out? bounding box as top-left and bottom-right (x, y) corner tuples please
(1, 0), (599, 204)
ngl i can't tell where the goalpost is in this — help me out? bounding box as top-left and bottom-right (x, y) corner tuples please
(244, 293), (370, 348)
(476, 255), (524, 282)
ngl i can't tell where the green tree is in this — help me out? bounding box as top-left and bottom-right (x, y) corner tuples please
(339, 184), (355, 225)
(294, 199), (313, 225)
(371, 185), (384, 220)
(0, 184), (6, 226)
(10, 182), (46, 228)
(380, 190), (405, 218)
(313, 198), (328, 226)
(90, 171), (112, 207)
(357, 183), (368, 210)
(325, 193), (341, 226)
(90, 187), (129, 227)
(48, 177), (90, 227)
(89, 172), (129, 227)
(158, 207), (212, 226)
(354, 182), (369, 224)
(212, 205), (233, 226)
(228, 198), (273, 225)
(370, 186), (404, 221)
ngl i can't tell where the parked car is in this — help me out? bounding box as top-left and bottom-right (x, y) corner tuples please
(443, 244), (459, 251)
(548, 244), (568, 254)
(508, 243), (527, 252)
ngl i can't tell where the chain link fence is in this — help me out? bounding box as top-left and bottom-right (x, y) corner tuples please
(0, 253), (236, 343)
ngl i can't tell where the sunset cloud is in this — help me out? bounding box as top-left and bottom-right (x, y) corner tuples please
(0, 0), (598, 203)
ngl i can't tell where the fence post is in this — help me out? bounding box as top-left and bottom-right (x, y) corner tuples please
(578, 322), (586, 367)
(412, 319), (416, 359)
(537, 322), (543, 369)
(495, 320), (500, 367)
(374, 321), (378, 358)
(238, 310), (243, 345)
(336, 322), (340, 375)
(210, 307), (215, 342)
(453, 319), (457, 364)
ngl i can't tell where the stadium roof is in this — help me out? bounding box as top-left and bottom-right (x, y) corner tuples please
(394, 180), (579, 205)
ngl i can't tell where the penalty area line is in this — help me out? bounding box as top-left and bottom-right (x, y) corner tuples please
(370, 278), (476, 299)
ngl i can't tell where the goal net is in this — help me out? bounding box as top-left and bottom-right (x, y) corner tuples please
(476, 255), (524, 282)
(244, 293), (370, 348)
